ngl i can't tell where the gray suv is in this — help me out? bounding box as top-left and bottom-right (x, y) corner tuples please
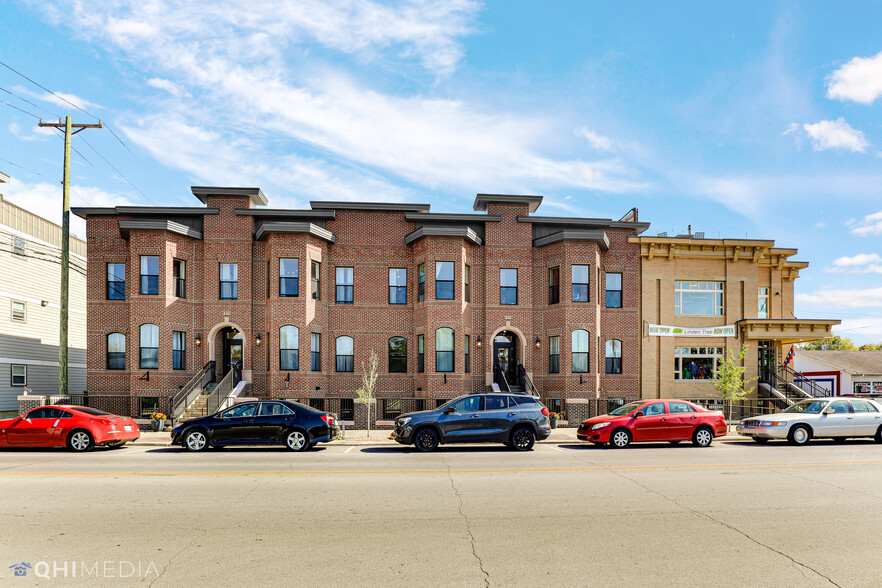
(392, 393), (552, 451)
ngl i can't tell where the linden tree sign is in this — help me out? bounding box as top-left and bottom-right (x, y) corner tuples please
(648, 324), (736, 337)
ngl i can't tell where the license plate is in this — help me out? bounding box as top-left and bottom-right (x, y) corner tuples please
(124, 425), (132, 432)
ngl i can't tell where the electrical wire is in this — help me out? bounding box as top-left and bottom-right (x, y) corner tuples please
(0, 59), (99, 121)
(0, 85), (61, 118)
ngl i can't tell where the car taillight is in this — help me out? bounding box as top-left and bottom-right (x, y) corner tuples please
(541, 407), (549, 417)
(320, 415), (334, 424)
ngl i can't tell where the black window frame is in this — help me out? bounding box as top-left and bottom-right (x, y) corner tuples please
(572, 264), (589, 302)
(435, 327), (454, 372)
(417, 334), (425, 373)
(336, 336), (354, 372)
(311, 332), (321, 371)
(605, 339), (622, 374)
(464, 334), (470, 374)
(280, 325), (300, 371)
(383, 399), (402, 420)
(219, 263), (238, 300)
(340, 398), (355, 421)
(548, 335), (560, 374)
(172, 330), (186, 370)
(335, 266), (354, 304)
(464, 264), (470, 303)
(389, 268), (407, 305)
(388, 336), (407, 373)
(605, 272), (623, 308)
(311, 260), (321, 300)
(173, 259), (186, 299)
(140, 255), (159, 295)
(435, 261), (454, 300)
(279, 258), (300, 298)
(107, 262), (126, 300)
(500, 268), (518, 305)
(418, 263), (425, 302)
(139, 323), (159, 370)
(549, 266), (559, 305)
(106, 332), (126, 370)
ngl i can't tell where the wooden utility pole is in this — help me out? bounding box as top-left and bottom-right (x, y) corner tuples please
(38, 116), (102, 395)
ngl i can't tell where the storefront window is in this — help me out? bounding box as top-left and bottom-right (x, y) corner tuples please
(673, 347), (724, 380)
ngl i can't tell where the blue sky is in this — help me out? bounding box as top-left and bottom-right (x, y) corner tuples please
(1, 1), (881, 341)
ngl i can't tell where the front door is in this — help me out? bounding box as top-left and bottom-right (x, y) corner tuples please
(223, 336), (243, 377)
(493, 333), (517, 386)
(632, 402), (669, 442)
(6, 407), (57, 445)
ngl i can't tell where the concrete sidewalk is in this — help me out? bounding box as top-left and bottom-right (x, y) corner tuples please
(132, 427), (749, 447)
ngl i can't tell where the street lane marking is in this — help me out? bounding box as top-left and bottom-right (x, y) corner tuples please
(344, 447), (354, 454)
(546, 445), (564, 452)
(3, 459), (882, 477)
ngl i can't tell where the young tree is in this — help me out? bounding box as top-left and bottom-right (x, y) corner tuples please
(713, 344), (758, 430)
(801, 335), (857, 350)
(355, 350), (379, 437)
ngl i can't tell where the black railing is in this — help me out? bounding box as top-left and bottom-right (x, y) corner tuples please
(493, 364), (511, 393)
(780, 364), (831, 398)
(205, 362), (242, 416)
(517, 364), (537, 396)
(170, 361), (215, 420)
(47, 394), (174, 422)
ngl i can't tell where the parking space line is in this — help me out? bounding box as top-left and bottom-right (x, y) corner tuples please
(344, 446), (354, 454)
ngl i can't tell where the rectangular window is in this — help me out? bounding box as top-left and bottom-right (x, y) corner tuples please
(279, 258), (299, 297)
(311, 333), (321, 371)
(389, 268), (407, 304)
(464, 335), (471, 373)
(417, 334), (425, 373)
(267, 261), (270, 299)
(464, 264), (471, 303)
(436, 261), (454, 299)
(335, 267), (353, 303)
(311, 261), (321, 300)
(605, 273), (622, 308)
(548, 336), (560, 373)
(415, 399), (426, 412)
(173, 259), (186, 299)
(435, 399), (448, 409)
(12, 236), (26, 257)
(107, 334), (125, 370)
(309, 398), (326, 412)
(418, 263), (425, 302)
(675, 282), (724, 316)
(107, 263), (125, 300)
(220, 263), (238, 300)
(674, 347), (724, 380)
(172, 331), (186, 370)
(758, 287), (769, 319)
(500, 268), (518, 305)
(547, 398), (562, 416)
(139, 397), (159, 419)
(383, 399), (402, 420)
(11, 300), (26, 322)
(389, 337), (407, 373)
(572, 265), (589, 302)
(605, 339), (622, 374)
(11, 365), (26, 386)
(340, 398), (355, 421)
(140, 255), (159, 295)
(549, 267), (559, 304)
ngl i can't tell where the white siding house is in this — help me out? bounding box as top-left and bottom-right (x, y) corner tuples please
(794, 350), (882, 396)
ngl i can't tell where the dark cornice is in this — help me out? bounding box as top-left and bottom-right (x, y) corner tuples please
(254, 222), (336, 243)
(234, 208), (336, 220)
(404, 212), (502, 223)
(71, 207), (117, 218)
(518, 215), (651, 235)
(72, 206), (219, 219)
(404, 225), (483, 246)
(533, 229), (610, 250)
(473, 194), (543, 213)
(118, 219), (202, 240)
(191, 186), (268, 206)
(309, 201), (431, 213)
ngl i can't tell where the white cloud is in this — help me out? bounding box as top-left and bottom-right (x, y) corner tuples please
(797, 287), (882, 309)
(827, 253), (882, 273)
(814, 221), (825, 228)
(803, 118), (868, 153)
(146, 78), (184, 97)
(833, 317), (882, 341)
(826, 51), (882, 105)
(851, 210), (882, 236)
(575, 127), (612, 151)
(1, 179), (134, 238)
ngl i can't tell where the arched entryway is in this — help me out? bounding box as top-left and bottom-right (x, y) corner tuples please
(207, 323), (245, 379)
(493, 330), (520, 387)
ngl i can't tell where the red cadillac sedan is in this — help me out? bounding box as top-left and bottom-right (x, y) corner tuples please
(577, 399), (727, 448)
(0, 405), (140, 451)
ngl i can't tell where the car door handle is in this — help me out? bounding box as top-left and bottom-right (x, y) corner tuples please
(508, 412), (517, 416)
(471, 414), (481, 418)
(690, 416), (697, 420)
(660, 418), (667, 421)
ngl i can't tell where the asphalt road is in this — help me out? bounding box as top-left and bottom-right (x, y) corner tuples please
(2, 438), (881, 587)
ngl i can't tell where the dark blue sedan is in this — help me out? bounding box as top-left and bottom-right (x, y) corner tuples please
(171, 400), (339, 452)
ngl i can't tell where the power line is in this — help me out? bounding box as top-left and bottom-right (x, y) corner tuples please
(51, 128), (95, 168)
(0, 59), (99, 121)
(1, 99), (41, 119)
(0, 157), (42, 176)
(77, 135), (156, 205)
(0, 85), (61, 118)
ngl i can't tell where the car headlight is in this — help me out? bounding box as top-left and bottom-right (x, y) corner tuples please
(398, 417), (412, 426)
(591, 422), (611, 431)
(760, 421), (787, 426)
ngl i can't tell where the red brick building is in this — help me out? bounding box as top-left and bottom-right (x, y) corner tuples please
(73, 188), (648, 425)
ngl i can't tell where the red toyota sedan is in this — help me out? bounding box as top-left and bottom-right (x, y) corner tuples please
(577, 400), (727, 448)
(0, 406), (140, 451)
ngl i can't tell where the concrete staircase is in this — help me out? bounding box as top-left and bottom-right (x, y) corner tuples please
(180, 383), (218, 420)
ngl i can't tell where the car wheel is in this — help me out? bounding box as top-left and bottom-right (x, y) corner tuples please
(668, 440), (681, 445)
(788, 425), (811, 446)
(875, 425), (882, 443)
(67, 429), (94, 452)
(285, 429), (310, 452)
(510, 426), (536, 451)
(184, 429), (209, 452)
(692, 426), (714, 448)
(609, 428), (632, 449)
(753, 437), (770, 444)
(414, 427), (440, 452)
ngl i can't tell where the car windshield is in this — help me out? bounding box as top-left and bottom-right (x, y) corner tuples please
(608, 402), (645, 416)
(782, 400), (828, 414)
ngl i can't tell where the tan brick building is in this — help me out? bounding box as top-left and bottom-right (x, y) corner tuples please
(632, 235), (838, 402)
(73, 189), (648, 425)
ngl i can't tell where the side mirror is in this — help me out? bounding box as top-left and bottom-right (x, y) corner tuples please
(634, 411), (644, 418)
(443, 407), (455, 415)
(823, 408), (835, 415)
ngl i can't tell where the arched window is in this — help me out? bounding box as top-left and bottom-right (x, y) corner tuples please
(107, 333), (126, 370)
(436, 327), (454, 372)
(336, 336), (354, 372)
(280, 325), (299, 370)
(605, 339), (622, 374)
(140, 324), (159, 369)
(571, 329), (589, 373)
(389, 337), (407, 373)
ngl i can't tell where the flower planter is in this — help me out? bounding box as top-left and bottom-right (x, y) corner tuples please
(549, 418), (558, 429)
(151, 420), (165, 432)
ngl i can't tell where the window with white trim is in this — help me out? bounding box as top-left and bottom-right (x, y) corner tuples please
(11, 365), (26, 386)
(674, 347), (724, 380)
(674, 281), (724, 316)
(11, 300), (25, 322)
(758, 288), (769, 319)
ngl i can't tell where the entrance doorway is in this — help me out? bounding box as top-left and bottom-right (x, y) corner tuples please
(221, 327), (243, 378)
(493, 331), (519, 386)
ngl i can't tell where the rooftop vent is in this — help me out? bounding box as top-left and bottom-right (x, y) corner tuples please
(694, 231), (705, 239)
(657, 231), (667, 237)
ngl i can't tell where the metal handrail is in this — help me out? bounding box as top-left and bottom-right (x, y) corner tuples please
(779, 364), (831, 397)
(205, 362), (241, 416)
(493, 364), (511, 394)
(517, 364), (538, 396)
(170, 361), (215, 420)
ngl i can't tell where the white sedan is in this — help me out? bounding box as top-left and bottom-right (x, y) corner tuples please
(736, 397), (882, 445)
